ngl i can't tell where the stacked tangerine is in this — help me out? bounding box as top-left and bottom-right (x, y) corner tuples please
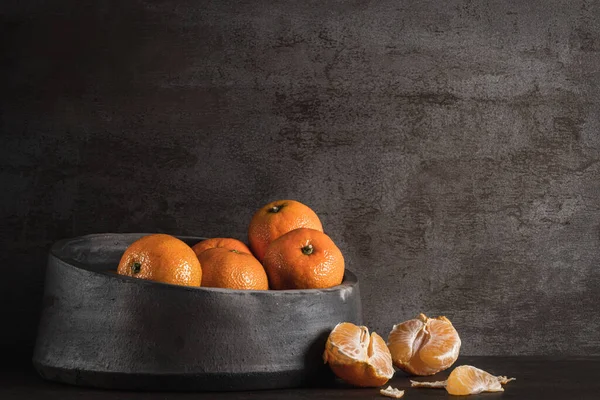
(116, 199), (345, 291)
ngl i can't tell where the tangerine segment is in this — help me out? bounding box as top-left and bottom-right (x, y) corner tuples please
(446, 365), (516, 395)
(387, 313), (461, 376)
(323, 322), (394, 387)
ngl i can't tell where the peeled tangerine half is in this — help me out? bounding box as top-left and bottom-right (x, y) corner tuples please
(323, 322), (395, 387)
(387, 313), (461, 376)
(411, 365), (516, 395)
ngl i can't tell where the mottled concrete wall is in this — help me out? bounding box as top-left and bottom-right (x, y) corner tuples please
(2, 0), (600, 359)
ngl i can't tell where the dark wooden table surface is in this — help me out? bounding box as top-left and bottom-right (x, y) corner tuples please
(2, 356), (599, 399)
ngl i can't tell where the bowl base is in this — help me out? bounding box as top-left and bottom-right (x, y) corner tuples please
(34, 361), (336, 391)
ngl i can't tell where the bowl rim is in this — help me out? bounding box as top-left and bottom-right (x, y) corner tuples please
(50, 233), (358, 296)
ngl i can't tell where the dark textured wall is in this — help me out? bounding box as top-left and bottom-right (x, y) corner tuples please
(2, 0), (600, 361)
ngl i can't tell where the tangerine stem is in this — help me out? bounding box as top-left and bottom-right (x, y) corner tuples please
(301, 244), (314, 255)
(268, 204), (284, 213)
(131, 262), (141, 274)
(367, 333), (375, 358)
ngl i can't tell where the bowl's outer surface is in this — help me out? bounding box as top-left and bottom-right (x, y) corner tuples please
(32, 233), (363, 391)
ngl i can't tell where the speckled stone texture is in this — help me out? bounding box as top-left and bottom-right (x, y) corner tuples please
(2, 0), (600, 361)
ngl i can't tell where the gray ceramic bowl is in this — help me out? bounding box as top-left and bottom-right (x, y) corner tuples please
(32, 233), (362, 391)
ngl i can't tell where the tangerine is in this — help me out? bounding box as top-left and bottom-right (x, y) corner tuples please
(248, 199), (323, 261)
(117, 234), (202, 287)
(262, 227), (344, 290)
(323, 322), (394, 387)
(192, 237), (250, 257)
(197, 247), (268, 290)
(387, 313), (461, 376)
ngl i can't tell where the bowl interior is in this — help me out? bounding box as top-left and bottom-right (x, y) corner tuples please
(51, 233), (357, 291)
(51, 233), (207, 273)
